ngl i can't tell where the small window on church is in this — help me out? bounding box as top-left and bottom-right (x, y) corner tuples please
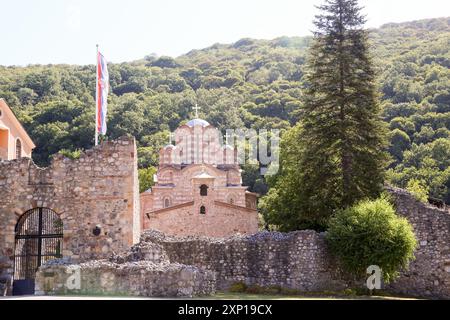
(200, 206), (206, 215)
(16, 139), (22, 159)
(200, 184), (208, 196)
(164, 198), (171, 208)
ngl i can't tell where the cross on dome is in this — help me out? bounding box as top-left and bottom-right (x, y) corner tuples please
(168, 132), (175, 145)
(193, 103), (201, 118)
(186, 103), (210, 127)
(224, 131), (234, 146)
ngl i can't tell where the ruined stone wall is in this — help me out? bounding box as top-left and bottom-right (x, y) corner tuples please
(35, 241), (215, 297)
(142, 188), (450, 299)
(386, 187), (450, 299)
(0, 136), (140, 294)
(35, 260), (215, 298)
(142, 230), (351, 292)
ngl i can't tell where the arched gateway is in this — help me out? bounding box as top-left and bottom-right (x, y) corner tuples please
(12, 208), (63, 295)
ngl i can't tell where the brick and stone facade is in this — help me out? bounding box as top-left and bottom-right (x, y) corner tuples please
(33, 187), (450, 299)
(0, 136), (140, 295)
(141, 118), (259, 237)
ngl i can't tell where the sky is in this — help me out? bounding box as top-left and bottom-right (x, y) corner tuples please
(0, 0), (449, 66)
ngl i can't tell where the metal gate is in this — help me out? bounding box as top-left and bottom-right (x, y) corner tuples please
(12, 208), (63, 295)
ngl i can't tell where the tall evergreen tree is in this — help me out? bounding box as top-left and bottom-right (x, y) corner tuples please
(261, 0), (388, 231)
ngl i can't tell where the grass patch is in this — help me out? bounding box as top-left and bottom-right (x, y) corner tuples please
(212, 292), (418, 300)
(220, 282), (419, 300)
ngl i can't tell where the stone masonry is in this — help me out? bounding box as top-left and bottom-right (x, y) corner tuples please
(141, 230), (351, 292)
(0, 136), (140, 295)
(386, 187), (450, 299)
(35, 240), (216, 298)
(141, 187), (450, 299)
(33, 185), (450, 299)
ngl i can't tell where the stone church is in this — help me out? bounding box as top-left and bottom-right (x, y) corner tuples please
(140, 117), (259, 237)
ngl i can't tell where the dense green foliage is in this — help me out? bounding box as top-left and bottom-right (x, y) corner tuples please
(379, 19), (450, 204)
(139, 166), (157, 193)
(261, 0), (389, 230)
(326, 197), (418, 283)
(0, 17), (449, 202)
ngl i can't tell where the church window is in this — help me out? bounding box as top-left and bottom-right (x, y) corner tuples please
(16, 139), (22, 159)
(200, 206), (206, 215)
(200, 184), (208, 196)
(164, 197), (171, 208)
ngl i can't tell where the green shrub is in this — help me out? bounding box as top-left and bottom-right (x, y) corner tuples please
(59, 149), (82, 160)
(406, 179), (429, 203)
(326, 197), (418, 283)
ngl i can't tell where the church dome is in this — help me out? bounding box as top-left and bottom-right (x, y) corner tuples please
(186, 118), (210, 127)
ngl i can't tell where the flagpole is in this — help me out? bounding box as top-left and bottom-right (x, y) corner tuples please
(95, 44), (99, 146)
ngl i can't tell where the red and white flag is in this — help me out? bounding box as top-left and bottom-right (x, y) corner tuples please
(96, 50), (109, 140)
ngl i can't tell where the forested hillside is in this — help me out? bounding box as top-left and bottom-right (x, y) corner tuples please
(0, 17), (449, 202)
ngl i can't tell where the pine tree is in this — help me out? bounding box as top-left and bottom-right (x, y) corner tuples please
(261, 0), (388, 231)
(304, 0), (389, 211)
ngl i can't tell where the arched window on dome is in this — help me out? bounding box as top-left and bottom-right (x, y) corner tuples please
(200, 206), (206, 215)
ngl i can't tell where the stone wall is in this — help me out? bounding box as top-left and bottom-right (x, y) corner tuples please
(141, 187), (450, 299)
(142, 230), (351, 292)
(0, 136), (140, 295)
(386, 187), (450, 299)
(32, 184), (450, 299)
(35, 260), (215, 298)
(35, 241), (215, 297)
